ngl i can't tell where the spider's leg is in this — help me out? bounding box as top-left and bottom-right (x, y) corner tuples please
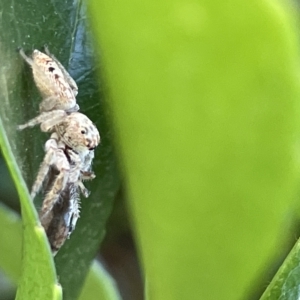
(39, 95), (60, 112)
(67, 184), (81, 236)
(39, 92), (78, 114)
(17, 110), (66, 131)
(67, 149), (90, 198)
(65, 103), (80, 113)
(78, 181), (90, 198)
(67, 150), (82, 179)
(31, 138), (58, 200)
(40, 158), (70, 219)
(40, 110), (68, 132)
(81, 170), (95, 180)
(78, 151), (96, 183)
(38, 88), (78, 113)
(82, 150), (94, 173)
(19, 48), (33, 66)
(78, 151), (96, 196)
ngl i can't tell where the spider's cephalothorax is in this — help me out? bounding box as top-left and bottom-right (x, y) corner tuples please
(56, 112), (100, 152)
(31, 112), (100, 221)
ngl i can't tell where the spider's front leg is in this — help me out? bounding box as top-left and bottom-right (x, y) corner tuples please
(31, 136), (60, 199)
(17, 110), (67, 131)
(79, 167), (95, 197)
(18, 48), (33, 66)
(39, 144), (71, 220)
(67, 149), (90, 198)
(81, 170), (95, 180)
(39, 98), (79, 115)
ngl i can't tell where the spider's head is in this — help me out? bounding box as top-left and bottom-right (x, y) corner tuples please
(62, 112), (100, 155)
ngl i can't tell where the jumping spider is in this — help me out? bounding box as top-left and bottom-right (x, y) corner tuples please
(17, 48), (99, 203)
(18, 48), (100, 252)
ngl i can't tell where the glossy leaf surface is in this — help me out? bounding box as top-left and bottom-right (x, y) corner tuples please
(89, 0), (300, 299)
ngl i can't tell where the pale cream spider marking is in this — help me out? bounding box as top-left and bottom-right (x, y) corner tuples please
(31, 112), (100, 221)
(18, 47), (79, 131)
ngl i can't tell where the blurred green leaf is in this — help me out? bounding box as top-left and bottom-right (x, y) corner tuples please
(0, 113), (60, 299)
(0, 0), (119, 299)
(0, 203), (121, 300)
(79, 260), (121, 300)
(89, 0), (300, 299)
(0, 204), (21, 284)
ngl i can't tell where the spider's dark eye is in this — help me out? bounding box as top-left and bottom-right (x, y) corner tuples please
(48, 67), (55, 72)
(81, 130), (86, 134)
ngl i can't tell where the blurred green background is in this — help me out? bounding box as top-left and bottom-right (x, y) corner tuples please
(1, 0), (300, 299)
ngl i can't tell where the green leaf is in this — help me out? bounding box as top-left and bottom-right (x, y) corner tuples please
(0, 116), (60, 299)
(0, 203), (121, 300)
(0, 203), (22, 283)
(88, 0), (300, 299)
(260, 240), (300, 300)
(0, 0), (119, 299)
